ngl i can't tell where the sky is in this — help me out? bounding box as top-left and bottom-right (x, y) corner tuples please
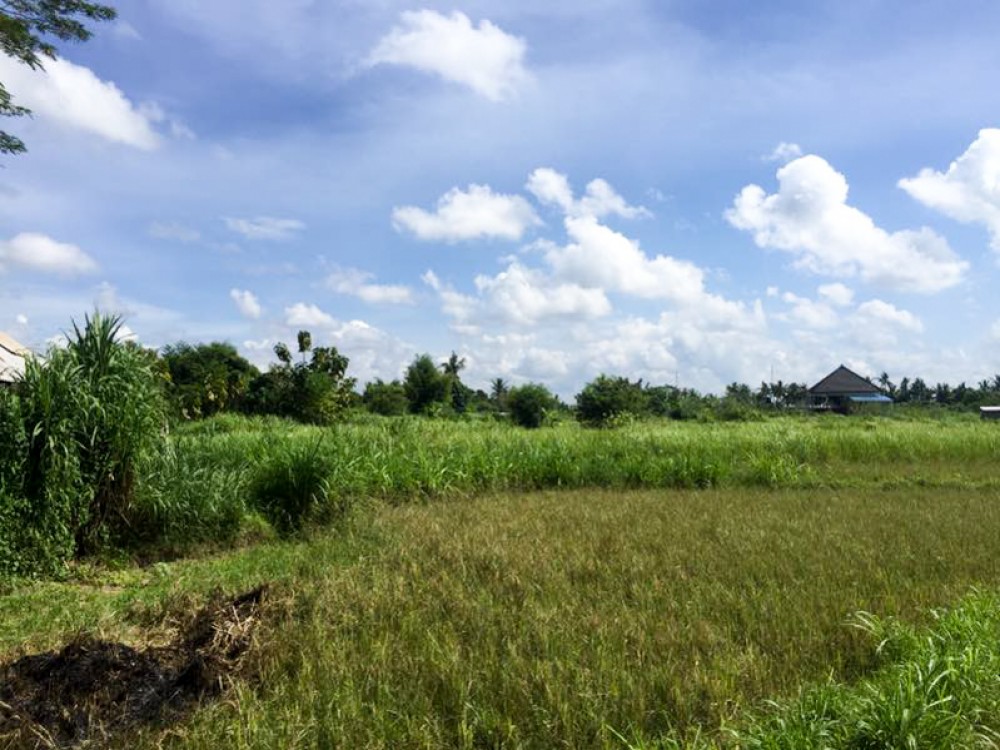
(1, 0), (999, 397)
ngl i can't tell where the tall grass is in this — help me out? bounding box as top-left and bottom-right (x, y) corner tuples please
(166, 415), (1000, 514)
(0, 313), (165, 575)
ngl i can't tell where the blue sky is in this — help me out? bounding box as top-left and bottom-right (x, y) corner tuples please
(1, 0), (999, 396)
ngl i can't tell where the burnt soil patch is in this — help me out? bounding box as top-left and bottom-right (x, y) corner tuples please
(0, 586), (266, 749)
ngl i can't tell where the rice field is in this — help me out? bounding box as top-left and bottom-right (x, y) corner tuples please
(4, 413), (1000, 748)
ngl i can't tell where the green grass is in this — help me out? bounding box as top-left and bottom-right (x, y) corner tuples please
(7, 414), (1000, 747)
(143, 415), (1000, 546)
(7, 485), (1000, 748)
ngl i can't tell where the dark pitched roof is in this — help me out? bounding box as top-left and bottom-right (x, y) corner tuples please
(809, 365), (882, 395)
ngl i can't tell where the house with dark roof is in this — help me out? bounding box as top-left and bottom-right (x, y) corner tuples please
(808, 365), (892, 413)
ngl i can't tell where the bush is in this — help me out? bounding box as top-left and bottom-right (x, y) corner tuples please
(363, 379), (409, 416)
(0, 313), (166, 576)
(574, 375), (649, 427)
(507, 383), (558, 429)
(250, 438), (343, 535)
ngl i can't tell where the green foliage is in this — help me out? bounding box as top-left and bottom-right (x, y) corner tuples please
(249, 438), (344, 534)
(161, 341), (259, 419)
(0, 313), (165, 575)
(507, 382), (558, 428)
(362, 378), (409, 416)
(1, 0), (117, 154)
(127, 437), (251, 547)
(245, 332), (355, 425)
(575, 374), (650, 426)
(403, 353), (450, 414)
(732, 591), (1000, 748)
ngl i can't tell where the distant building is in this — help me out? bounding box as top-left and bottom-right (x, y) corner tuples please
(0, 332), (29, 385)
(808, 364), (892, 413)
(980, 406), (1000, 421)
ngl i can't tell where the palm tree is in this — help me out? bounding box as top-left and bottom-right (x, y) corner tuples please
(490, 377), (509, 408)
(441, 351), (466, 377)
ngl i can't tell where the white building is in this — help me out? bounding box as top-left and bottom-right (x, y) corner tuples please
(0, 332), (29, 384)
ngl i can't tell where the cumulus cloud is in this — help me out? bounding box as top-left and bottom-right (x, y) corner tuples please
(285, 302), (336, 328)
(781, 292), (838, 329)
(898, 128), (1000, 251)
(0, 233), (97, 275)
(224, 216), (305, 241)
(326, 267), (414, 304)
(366, 10), (529, 101)
(527, 168), (650, 220)
(393, 184), (540, 242)
(727, 154), (968, 293)
(230, 289), (262, 319)
(818, 282), (854, 307)
(0, 55), (160, 149)
(854, 299), (923, 333)
(547, 215), (706, 301)
(424, 263), (610, 328)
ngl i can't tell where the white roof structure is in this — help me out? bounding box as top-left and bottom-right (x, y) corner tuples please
(0, 332), (29, 384)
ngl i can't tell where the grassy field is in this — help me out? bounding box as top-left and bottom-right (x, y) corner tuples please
(4, 415), (1000, 748)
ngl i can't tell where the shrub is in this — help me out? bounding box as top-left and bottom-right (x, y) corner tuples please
(507, 383), (558, 429)
(0, 313), (166, 575)
(404, 354), (450, 414)
(250, 438), (341, 534)
(363, 379), (409, 416)
(575, 375), (649, 427)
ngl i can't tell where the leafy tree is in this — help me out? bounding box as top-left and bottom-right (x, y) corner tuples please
(575, 374), (649, 427)
(246, 332), (354, 424)
(363, 378), (409, 416)
(161, 341), (259, 419)
(1, 1), (117, 154)
(507, 382), (558, 429)
(404, 354), (450, 415)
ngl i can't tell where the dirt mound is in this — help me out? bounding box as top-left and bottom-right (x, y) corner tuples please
(0, 585), (266, 749)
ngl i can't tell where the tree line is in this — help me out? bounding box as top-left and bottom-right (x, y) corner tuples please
(155, 337), (1000, 429)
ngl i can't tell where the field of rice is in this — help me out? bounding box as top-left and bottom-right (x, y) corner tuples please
(4, 414), (1000, 748)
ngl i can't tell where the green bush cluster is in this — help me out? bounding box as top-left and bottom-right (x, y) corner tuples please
(0, 314), (164, 576)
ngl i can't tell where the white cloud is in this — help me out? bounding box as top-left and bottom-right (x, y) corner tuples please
(527, 168), (650, 220)
(764, 142), (803, 162)
(424, 262), (611, 328)
(224, 216), (305, 241)
(0, 55), (160, 149)
(285, 303), (336, 328)
(547, 215), (706, 301)
(854, 299), (924, 333)
(472, 262), (612, 325)
(393, 184), (540, 242)
(326, 268), (414, 305)
(0, 233), (98, 276)
(727, 154), (968, 293)
(366, 10), (528, 101)
(149, 221), (201, 243)
(781, 292), (838, 329)
(898, 128), (1000, 251)
(818, 282), (854, 307)
(230, 289), (262, 319)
